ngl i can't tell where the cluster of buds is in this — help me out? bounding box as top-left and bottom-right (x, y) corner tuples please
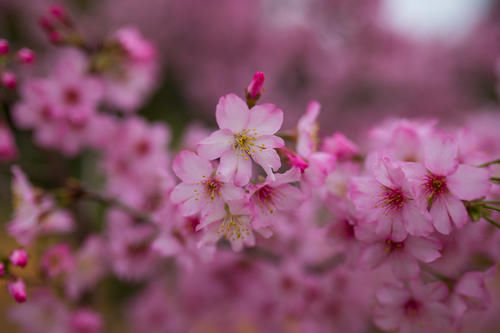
(1, 249), (28, 303)
(0, 39), (35, 90)
(38, 4), (82, 47)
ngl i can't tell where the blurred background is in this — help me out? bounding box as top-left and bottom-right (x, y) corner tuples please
(1, 0), (500, 331)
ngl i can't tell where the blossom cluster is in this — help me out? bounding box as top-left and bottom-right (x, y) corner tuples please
(0, 3), (500, 333)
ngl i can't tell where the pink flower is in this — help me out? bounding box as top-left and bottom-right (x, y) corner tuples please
(403, 136), (491, 234)
(198, 93), (284, 186)
(9, 249), (28, 268)
(356, 224), (442, 279)
(69, 309), (102, 333)
(65, 236), (107, 300)
(322, 132), (360, 160)
(197, 200), (256, 251)
(0, 263), (4, 277)
(171, 150), (245, 221)
(8, 166), (74, 246)
(374, 281), (452, 333)
(108, 209), (159, 281)
(449, 270), (492, 319)
(8, 279), (27, 303)
(349, 155), (432, 241)
(0, 123), (17, 161)
(41, 244), (75, 278)
(248, 167), (303, 216)
(9, 290), (69, 333)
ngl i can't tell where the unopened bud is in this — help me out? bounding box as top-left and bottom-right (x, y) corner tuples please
(246, 72), (265, 106)
(0, 263), (4, 277)
(0, 39), (9, 55)
(17, 48), (36, 64)
(1, 72), (17, 89)
(8, 279), (27, 303)
(49, 4), (67, 21)
(10, 249), (28, 268)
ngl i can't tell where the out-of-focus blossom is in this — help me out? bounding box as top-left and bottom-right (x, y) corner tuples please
(9, 249), (28, 268)
(69, 309), (102, 333)
(7, 166), (74, 246)
(0, 123), (18, 161)
(41, 244), (75, 278)
(8, 279), (27, 303)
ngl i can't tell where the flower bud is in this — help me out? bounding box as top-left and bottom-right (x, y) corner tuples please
(246, 72), (265, 100)
(8, 279), (27, 303)
(17, 48), (36, 64)
(0, 124), (17, 161)
(10, 249), (28, 268)
(1, 71), (17, 89)
(49, 4), (67, 21)
(49, 30), (63, 44)
(0, 39), (9, 55)
(0, 263), (4, 277)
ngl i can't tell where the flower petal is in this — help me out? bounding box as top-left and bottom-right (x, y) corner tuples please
(424, 136), (458, 176)
(405, 236), (441, 263)
(172, 150), (213, 183)
(247, 104), (283, 135)
(445, 194), (468, 229)
(431, 197), (452, 234)
(215, 94), (249, 132)
(197, 129), (233, 160)
(252, 148), (281, 180)
(447, 164), (490, 200)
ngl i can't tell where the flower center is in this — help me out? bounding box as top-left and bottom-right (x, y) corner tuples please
(404, 299), (421, 317)
(424, 174), (448, 196)
(233, 129), (261, 157)
(218, 214), (250, 242)
(376, 186), (406, 214)
(385, 239), (405, 253)
(64, 88), (80, 106)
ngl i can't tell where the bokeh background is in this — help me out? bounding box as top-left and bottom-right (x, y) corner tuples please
(1, 0), (500, 331)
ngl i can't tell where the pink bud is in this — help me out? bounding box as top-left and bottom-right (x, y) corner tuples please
(17, 48), (36, 64)
(1, 71), (17, 89)
(49, 31), (63, 44)
(0, 263), (4, 277)
(39, 17), (54, 31)
(8, 279), (27, 303)
(247, 72), (265, 100)
(10, 249), (28, 268)
(0, 124), (17, 161)
(49, 4), (67, 21)
(0, 39), (9, 55)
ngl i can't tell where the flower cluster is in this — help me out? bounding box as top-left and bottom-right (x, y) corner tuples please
(0, 3), (500, 333)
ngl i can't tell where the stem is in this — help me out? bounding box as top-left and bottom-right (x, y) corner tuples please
(483, 216), (500, 228)
(483, 205), (500, 213)
(420, 264), (454, 287)
(483, 201), (500, 205)
(478, 159), (500, 168)
(64, 179), (153, 223)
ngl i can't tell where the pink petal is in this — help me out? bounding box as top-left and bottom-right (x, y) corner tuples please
(424, 136), (458, 176)
(445, 194), (468, 229)
(391, 252), (419, 279)
(247, 104), (283, 135)
(402, 203), (433, 237)
(405, 236), (441, 263)
(273, 167), (301, 185)
(273, 185), (303, 211)
(218, 151), (252, 186)
(215, 94), (249, 132)
(177, 196), (204, 217)
(172, 150), (213, 183)
(197, 129), (233, 160)
(252, 148), (281, 180)
(374, 306), (403, 331)
(376, 283), (410, 305)
(220, 183), (245, 202)
(447, 164), (490, 200)
(171, 183), (201, 204)
(430, 197), (452, 234)
(254, 135), (284, 150)
(359, 243), (388, 269)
